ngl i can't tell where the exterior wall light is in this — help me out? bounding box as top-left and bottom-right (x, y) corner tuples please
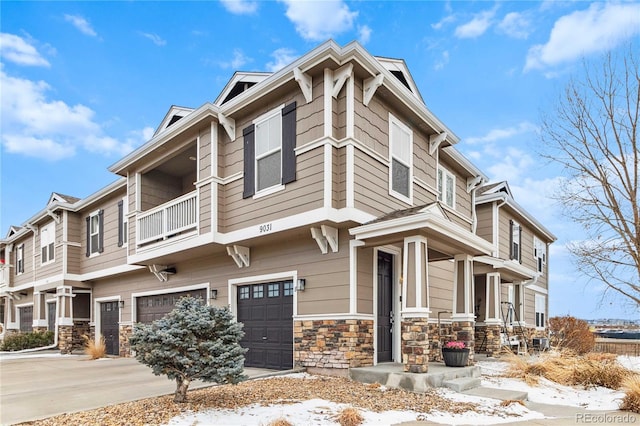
(296, 279), (306, 291)
(119, 300), (125, 309)
(210, 289), (218, 300)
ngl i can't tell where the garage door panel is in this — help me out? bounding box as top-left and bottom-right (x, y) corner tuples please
(137, 289), (206, 324)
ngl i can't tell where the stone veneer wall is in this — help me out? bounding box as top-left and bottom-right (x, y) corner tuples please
(58, 321), (92, 354)
(452, 320), (475, 365)
(33, 326), (48, 333)
(428, 322), (452, 362)
(119, 324), (133, 357)
(474, 324), (502, 357)
(401, 318), (429, 373)
(294, 319), (373, 376)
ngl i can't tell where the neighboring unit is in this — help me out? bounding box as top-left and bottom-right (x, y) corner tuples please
(0, 41), (555, 374)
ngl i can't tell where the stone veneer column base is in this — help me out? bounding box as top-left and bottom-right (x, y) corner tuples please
(475, 324), (502, 357)
(58, 325), (73, 354)
(119, 324), (133, 357)
(428, 322), (452, 362)
(452, 320), (475, 365)
(294, 319), (373, 376)
(401, 318), (429, 373)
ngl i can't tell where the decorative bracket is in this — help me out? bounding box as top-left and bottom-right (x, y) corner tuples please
(363, 74), (384, 106)
(331, 63), (353, 98)
(47, 209), (61, 224)
(310, 225), (339, 254)
(293, 67), (313, 103)
(429, 132), (447, 155)
(149, 264), (169, 282)
(218, 113), (236, 140)
(227, 245), (250, 268)
(466, 175), (484, 193)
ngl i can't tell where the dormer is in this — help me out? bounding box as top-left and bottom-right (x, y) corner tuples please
(477, 181), (513, 198)
(374, 56), (423, 102)
(47, 193), (80, 206)
(153, 106), (195, 137)
(215, 71), (271, 106)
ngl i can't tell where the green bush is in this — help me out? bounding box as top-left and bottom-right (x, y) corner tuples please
(0, 331), (55, 351)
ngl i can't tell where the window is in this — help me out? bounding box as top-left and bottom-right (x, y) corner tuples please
(239, 287), (250, 300)
(41, 222), (55, 265)
(268, 283), (279, 297)
(389, 114), (412, 202)
(534, 237), (546, 273)
(86, 210), (104, 256)
(253, 285), (264, 299)
(243, 102), (297, 198)
(16, 244), (24, 275)
(509, 220), (522, 262)
(283, 281), (294, 296)
(535, 294), (546, 328)
(118, 198), (128, 247)
(437, 166), (456, 208)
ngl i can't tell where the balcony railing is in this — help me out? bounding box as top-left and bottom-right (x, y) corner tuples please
(137, 191), (198, 246)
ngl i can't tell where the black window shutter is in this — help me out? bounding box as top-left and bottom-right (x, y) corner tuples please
(509, 220), (514, 260)
(85, 217), (91, 257)
(281, 101), (297, 185)
(243, 124), (256, 199)
(98, 209), (104, 253)
(518, 225), (522, 264)
(117, 200), (124, 247)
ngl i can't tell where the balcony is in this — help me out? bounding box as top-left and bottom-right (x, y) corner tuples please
(137, 190), (198, 246)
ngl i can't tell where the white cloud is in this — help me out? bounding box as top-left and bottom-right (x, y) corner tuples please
(280, 0), (358, 41)
(465, 121), (537, 144)
(266, 48), (297, 72)
(431, 14), (456, 30)
(434, 50), (450, 71)
(486, 147), (535, 182)
(220, 0), (258, 15)
(219, 49), (251, 69)
(525, 2), (640, 71)
(497, 12), (532, 39)
(139, 32), (166, 46)
(358, 25), (372, 45)
(63, 14), (98, 37)
(0, 69), (138, 160)
(0, 33), (50, 67)
(454, 7), (497, 39)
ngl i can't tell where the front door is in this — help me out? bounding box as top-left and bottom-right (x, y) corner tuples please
(47, 302), (56, 331)
(377, 252), (393, 362)
(100, 301), (120, 356)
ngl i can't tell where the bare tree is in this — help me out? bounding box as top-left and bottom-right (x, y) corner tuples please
(541, 44), (639, 308)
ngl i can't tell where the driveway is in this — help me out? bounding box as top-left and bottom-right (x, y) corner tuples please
(0, 351), (277, 425)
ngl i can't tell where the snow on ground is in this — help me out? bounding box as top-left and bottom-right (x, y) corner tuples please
(166, 355), (640, 425)
(0, 351), (80, 361)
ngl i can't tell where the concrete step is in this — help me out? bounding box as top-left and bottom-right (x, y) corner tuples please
(442, 377), (482, 392)
(462, 386), (528, 401)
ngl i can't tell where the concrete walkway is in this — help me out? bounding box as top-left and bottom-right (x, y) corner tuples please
(0, 351), (279, 425)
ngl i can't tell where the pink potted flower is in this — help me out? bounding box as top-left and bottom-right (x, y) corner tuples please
(442, 341), (469, 367)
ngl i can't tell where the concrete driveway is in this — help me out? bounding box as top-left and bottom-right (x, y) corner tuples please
(0, 351), (277, 425)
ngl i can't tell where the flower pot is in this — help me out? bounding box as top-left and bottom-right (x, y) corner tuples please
(442, 347), (470, 367)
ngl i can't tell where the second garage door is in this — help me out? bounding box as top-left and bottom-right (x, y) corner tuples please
(136, 288), (207, 324)
(237, 281), (293, 370)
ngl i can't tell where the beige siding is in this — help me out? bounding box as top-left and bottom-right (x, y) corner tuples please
(333, 146), (346, 209)
(334, 84), (345, 140)
(354, 149), (407, 217)
(66, 212), (82, 275)
(429, 260), (454, 314)
(413, 129), (437, 191)
(199, 127), (212, 179)
(476, 203), (494, 244)
(140, 170), (184, 211)
(220, 147), (325, 232)
(79, 191), (128, 274)
(357, 247), (374, 314)
(353, 78), (389, 157)
(12, 234), (34, 288)
(523, 287), (536, 325)
(199, 183), (212, 234)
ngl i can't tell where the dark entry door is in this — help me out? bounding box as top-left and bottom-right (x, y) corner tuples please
(377, 252), (393, 362)
(237, 281), (293, 370)
(100, 301), (120, 356)
(47, 302), (56, 331)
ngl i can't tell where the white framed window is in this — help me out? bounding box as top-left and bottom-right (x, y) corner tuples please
(41, 222), (55, 265)
(510, 220), (522, 262)
(535, 294), (546, 328)
(534, 237), (546, 273)
(87, 210), (103, 256)
(118, 197), (128, 248)
(437, 166), (456, 208)
(255, 106), (283, 194)
(388, 114), (413, 203)
(16, 244), (24, 275)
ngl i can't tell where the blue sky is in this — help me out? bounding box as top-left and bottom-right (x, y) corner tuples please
(1, 1), (638, 320)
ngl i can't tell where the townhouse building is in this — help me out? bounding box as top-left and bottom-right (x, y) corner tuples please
(0, 41), (555, 374)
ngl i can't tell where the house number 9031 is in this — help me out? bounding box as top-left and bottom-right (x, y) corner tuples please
(259, 223), (272, 233)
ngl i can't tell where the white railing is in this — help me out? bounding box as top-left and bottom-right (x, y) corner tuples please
(137, 191), (198, 245)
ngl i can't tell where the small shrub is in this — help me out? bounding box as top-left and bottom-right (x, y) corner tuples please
(335, 407), (364, 426)
(268, 418), (293, 426)
(84, 335), (106, 359)
(548, 316), (595, 354)
(620, 375), (640, 413)
(0, 331), (55, 351)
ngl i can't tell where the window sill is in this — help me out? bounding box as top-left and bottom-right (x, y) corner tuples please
(389, 189), (412, 206)
(253, 184), (285, 200)
(41, 261), (55, 267)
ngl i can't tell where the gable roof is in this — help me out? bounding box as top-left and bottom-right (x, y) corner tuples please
(47, 192), (80, 206)
(214, 71), (271, 106)
(477, 181), (512, 197)
(153, 106), (195, 137)
(374, 56), (424, 103)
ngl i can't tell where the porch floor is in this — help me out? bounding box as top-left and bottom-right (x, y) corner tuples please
(349, 362), (481, 393)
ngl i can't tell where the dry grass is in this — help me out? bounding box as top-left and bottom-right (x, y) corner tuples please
(335, 407), (364, 426)
(83, 335), (106, 360)
(620, 375), (640, 413)
(504, 350), (634, 389)
(548, 316), (595, 354)
(499, 399), (525, 407)
(267, 418), (293, 426)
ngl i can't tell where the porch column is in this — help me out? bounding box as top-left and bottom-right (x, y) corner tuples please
(483, 273), (502, 356)
(6, 297), (18, 331)
(32, 291), (48, 331)
(452, 254), (474, 364)
(57, 286), (74, 354)
(514, 282), (525, 326)
(401, 236), (430, 373)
